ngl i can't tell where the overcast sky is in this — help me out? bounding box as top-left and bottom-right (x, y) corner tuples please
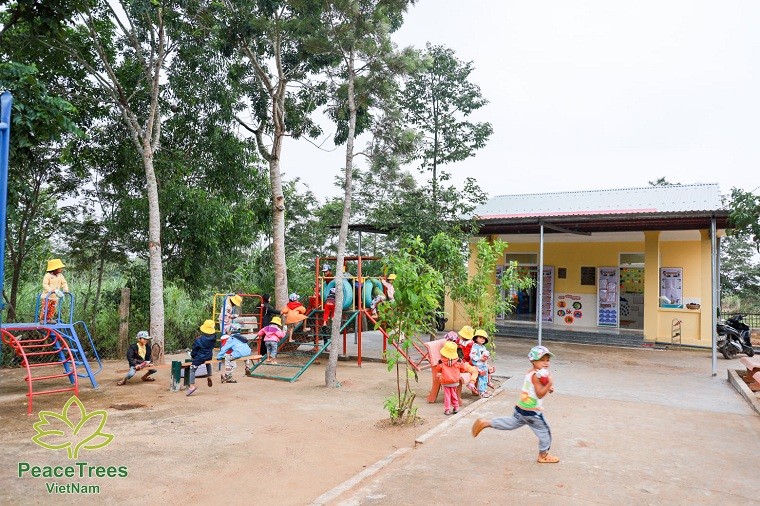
(280, 0), (759, 202)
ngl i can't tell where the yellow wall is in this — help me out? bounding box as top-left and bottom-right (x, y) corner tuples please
(447, 231), (715, 347)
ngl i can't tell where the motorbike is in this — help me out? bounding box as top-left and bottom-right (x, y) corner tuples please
(433, 311), (448, 332)
(716, 314), (755, 359)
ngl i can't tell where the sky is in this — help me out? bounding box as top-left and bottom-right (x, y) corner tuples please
(280, 0), (760, 202)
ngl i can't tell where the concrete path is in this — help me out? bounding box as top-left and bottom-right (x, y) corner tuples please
(324, 340), (760, 505)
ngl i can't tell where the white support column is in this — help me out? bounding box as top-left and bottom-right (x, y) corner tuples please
(711, 217), (718, 376)
(538, 223), (544, 346)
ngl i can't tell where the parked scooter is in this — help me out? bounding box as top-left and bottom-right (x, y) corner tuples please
(716, 314), (755, 359)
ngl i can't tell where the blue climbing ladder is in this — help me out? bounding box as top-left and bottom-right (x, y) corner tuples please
(247, 309), (359, 382)
(5, 293), (103, 388)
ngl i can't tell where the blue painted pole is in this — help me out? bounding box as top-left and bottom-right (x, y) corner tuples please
(0, 91), (13, 365)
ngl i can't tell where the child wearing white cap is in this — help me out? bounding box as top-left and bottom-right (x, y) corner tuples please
(471, 345), (560, 464)
(117, 331), (157, 386)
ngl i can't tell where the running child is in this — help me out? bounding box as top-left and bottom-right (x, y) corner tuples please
(471, 345), (560, 463)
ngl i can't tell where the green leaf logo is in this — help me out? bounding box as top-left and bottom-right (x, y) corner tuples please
(31, 396), (114, 459)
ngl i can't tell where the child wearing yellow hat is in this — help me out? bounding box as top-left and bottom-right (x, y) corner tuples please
(40, 258), (69, 323)
(186, 320), (218, 396)
(257, 316), (285, 364)
(434, 341), (478, 415)
(220, 294), (243, 333)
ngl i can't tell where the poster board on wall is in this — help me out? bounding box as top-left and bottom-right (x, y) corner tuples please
(597, 267), (620, 327)
(555, 293), (597, 327)
(659, 267), (683, 307)
(541, 266), (554, 322)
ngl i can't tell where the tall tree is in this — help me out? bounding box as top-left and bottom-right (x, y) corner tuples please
(216, 0), (332, 308)
(40, 0), (179, 357)
(321, 0), (414, 387)
(401, 43), (492, 211)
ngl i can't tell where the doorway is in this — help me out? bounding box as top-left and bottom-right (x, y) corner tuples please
(619, 253), (645, 330)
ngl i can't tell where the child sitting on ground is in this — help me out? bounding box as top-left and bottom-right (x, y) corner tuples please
(258, 316), (285, 364)
(186, 319), (217, 396)
(117, 331), (157, 386)
(216, 322), (254, 383)
(471, 345), (560, 464)
(435, 341), (478, 416)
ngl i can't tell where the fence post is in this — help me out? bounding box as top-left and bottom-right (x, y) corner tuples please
(117, 288), (130, 358)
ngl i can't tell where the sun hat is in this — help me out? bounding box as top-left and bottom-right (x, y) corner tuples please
(440, 341), (459, 360)
(528, 345), (554, 361)
(46, 258), (65, 272)
(229, 294), (243, 306)
(270, 316), (282, 326)
(443, 330), (459, 342)
(387, 273), (396, 280)
(473, 329), (489, 344)
(289, 293), (299, 301)
(136, 330), (151, 340)
(322, 264), (331, 272)
(199, 319), (216, 334)
(458, 325), (474, 340)
(227, 322), (242, 333)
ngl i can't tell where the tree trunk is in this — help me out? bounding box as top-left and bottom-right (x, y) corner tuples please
(91, 254), (106, 335)
(326, 50), (357, 387)
(143, 146), (165, 364)
(269, 155), (288, 310)
(117, 287), (130, 359)
(270, 90), (288, 309)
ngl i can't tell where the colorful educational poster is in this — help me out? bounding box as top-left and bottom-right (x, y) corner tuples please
(659, 267), (683, 307)
(541, 266), (554, 322)
(597, 267), (620, 327)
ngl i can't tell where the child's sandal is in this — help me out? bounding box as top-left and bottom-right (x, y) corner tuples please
(444, 409), (451, 416)
(116, 379), (126, 386)
(537, 454), (560, 463)
(142, 376), (155, 382)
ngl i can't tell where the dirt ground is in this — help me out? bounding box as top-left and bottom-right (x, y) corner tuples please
(0, 353), (483, 505)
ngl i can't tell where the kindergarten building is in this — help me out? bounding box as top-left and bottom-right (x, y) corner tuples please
(444, 183), (730, 348)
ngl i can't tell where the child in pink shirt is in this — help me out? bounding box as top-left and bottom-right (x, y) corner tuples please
(257, 316), (285, 364)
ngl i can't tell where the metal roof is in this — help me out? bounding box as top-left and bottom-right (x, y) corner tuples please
(473, 183), (724, 220)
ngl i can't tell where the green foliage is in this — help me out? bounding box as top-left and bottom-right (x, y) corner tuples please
(727, 188), (760, 253)
(719, 234), (760, 312)
(377, 236), (442, 424)
(450, 238), (533, 335)
(401, 43), (493, 207)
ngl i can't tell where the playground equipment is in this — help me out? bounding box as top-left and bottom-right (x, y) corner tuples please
(0, 326), (79, 415)
(247, 256), (432, 382)
(0, 91), (101, 412)
(4, 293), (103, 389)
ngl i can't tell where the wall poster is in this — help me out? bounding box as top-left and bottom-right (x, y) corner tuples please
(659, 267), (683, 307)
(541, 266), (554, 322)
(597, 267), (619, 327)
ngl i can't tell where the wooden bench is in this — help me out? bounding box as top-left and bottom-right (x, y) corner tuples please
(422, 339), (475, 404)
(739, 356), (760, 392)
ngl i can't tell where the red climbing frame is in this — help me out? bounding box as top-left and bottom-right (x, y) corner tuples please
(1, 326), (79, 415)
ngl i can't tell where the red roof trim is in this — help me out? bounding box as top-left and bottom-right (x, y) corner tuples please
(478, 208), (659, 219)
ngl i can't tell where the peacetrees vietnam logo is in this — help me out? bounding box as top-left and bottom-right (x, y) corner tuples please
(31, 396), (114, 459)
(18, 396), (127, 496)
